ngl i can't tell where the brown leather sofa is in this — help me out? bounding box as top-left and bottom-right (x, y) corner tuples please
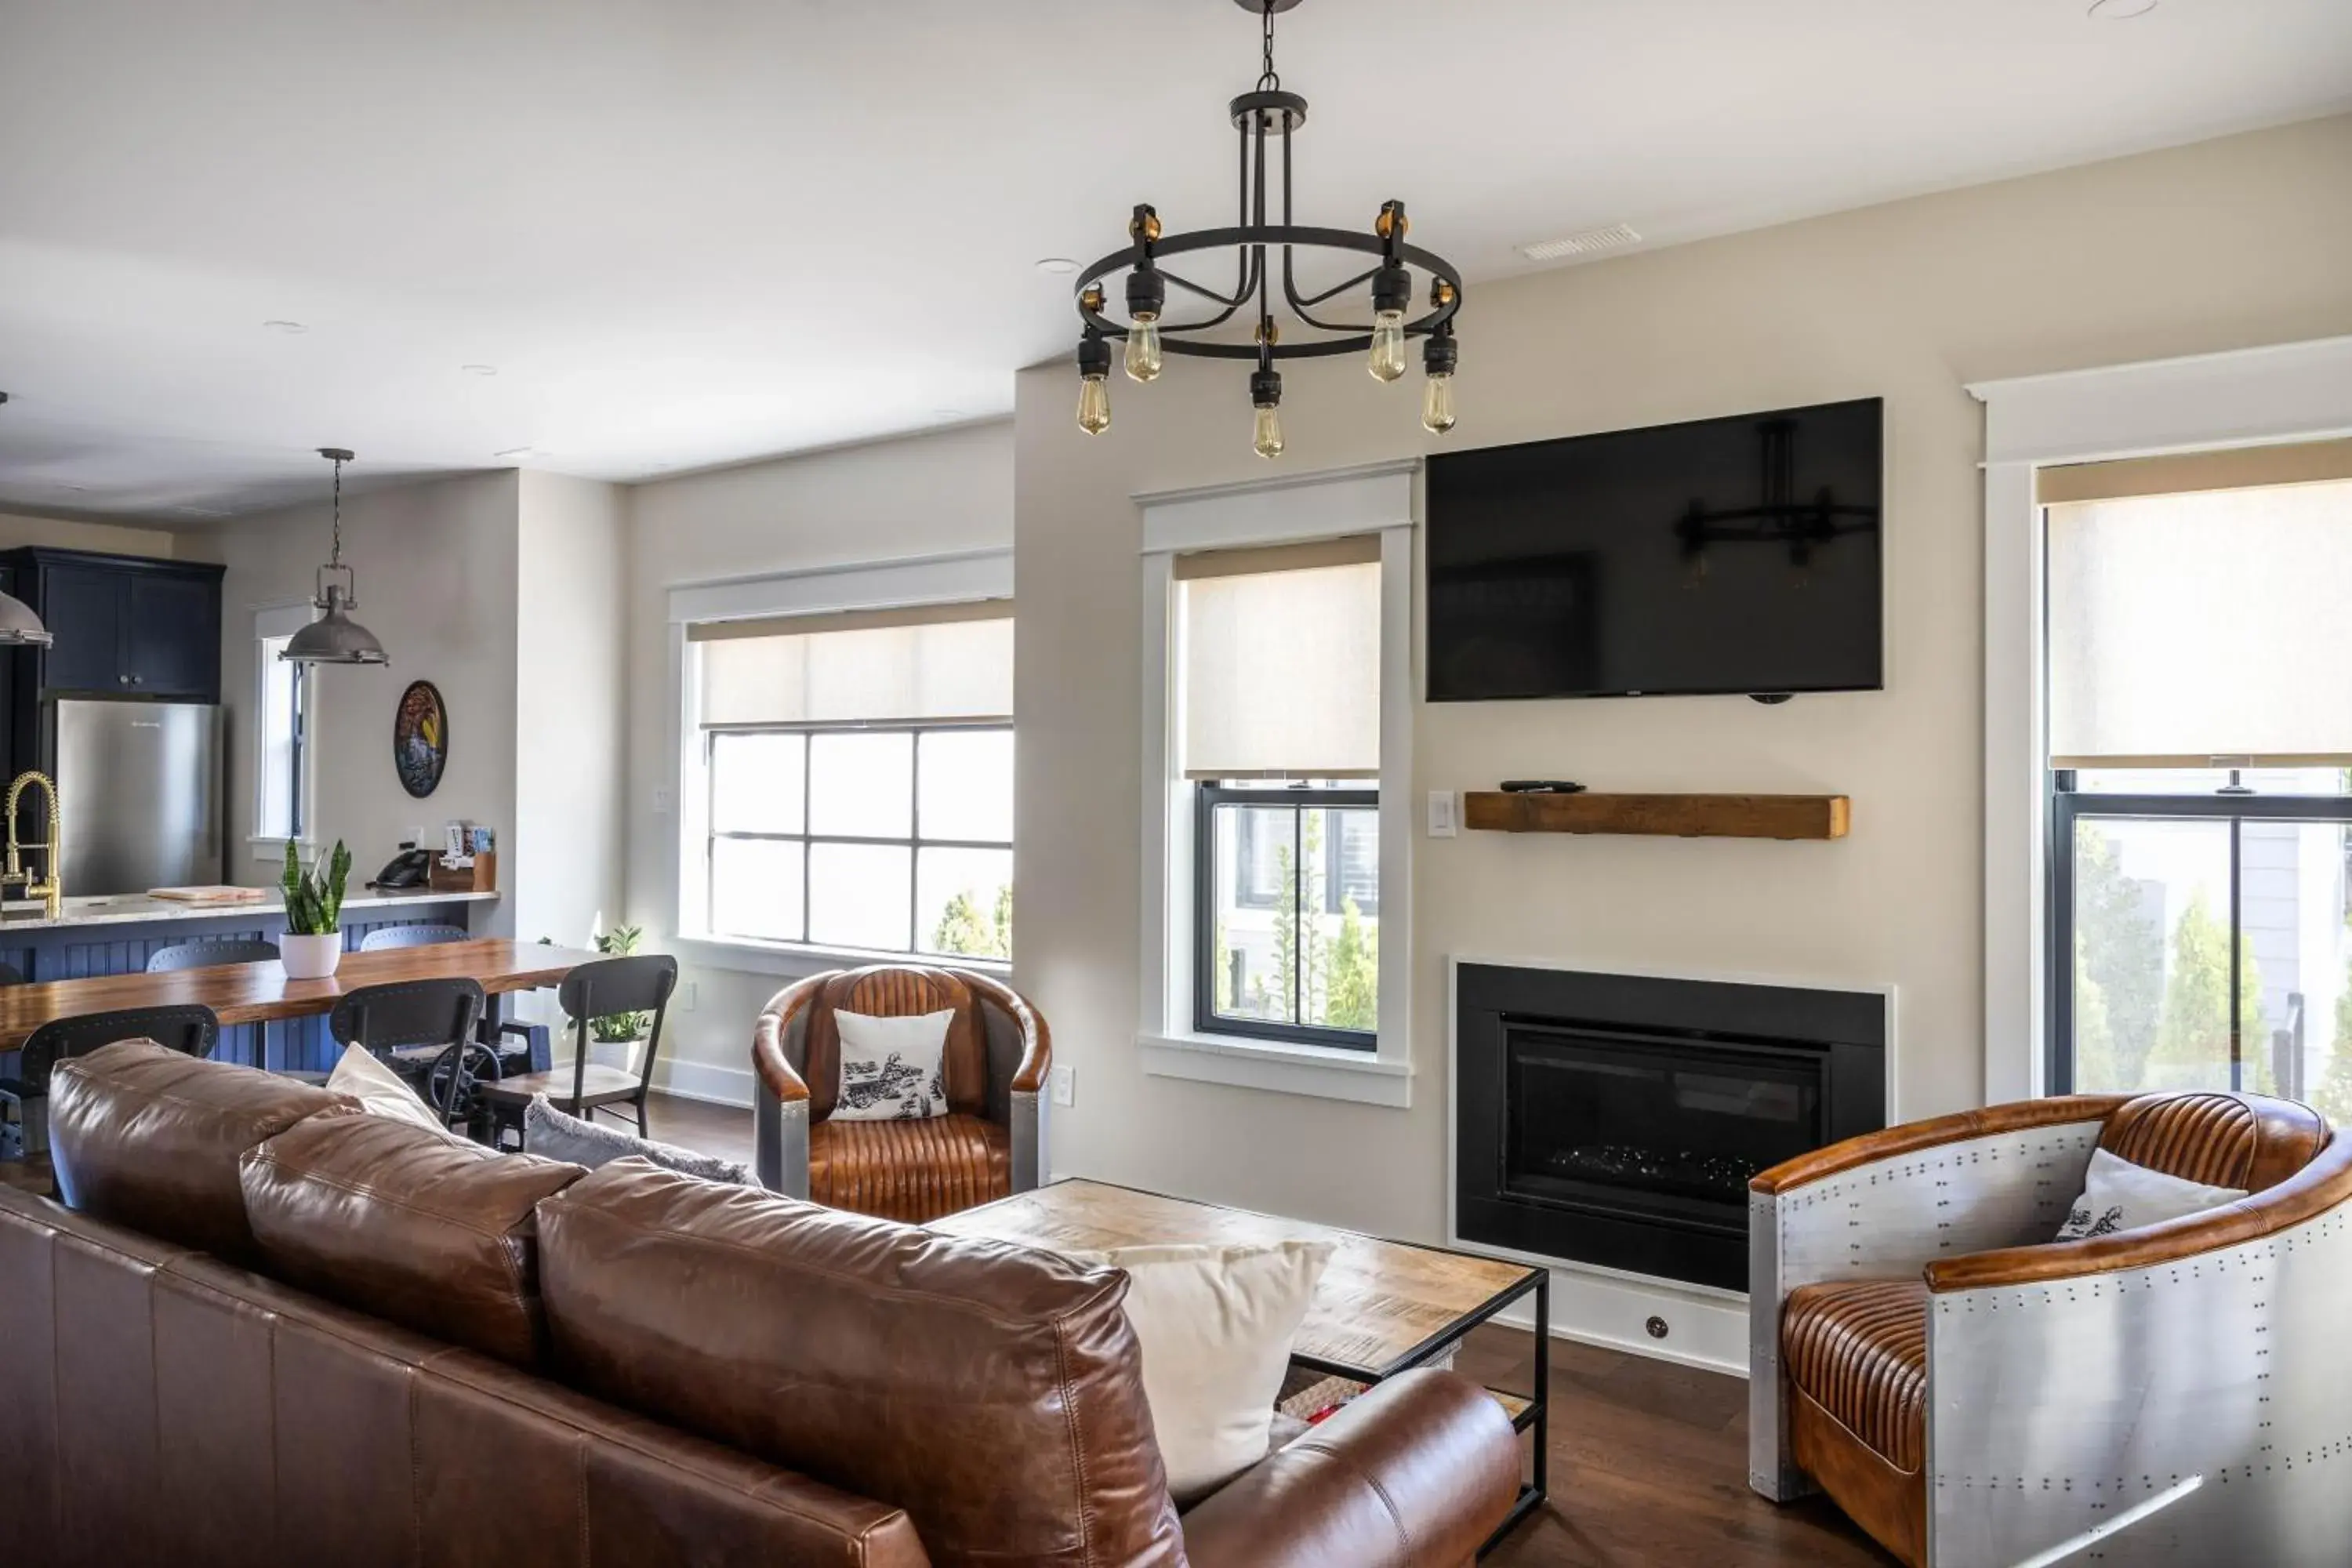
(1748, 1090), (2352, 1568)
(753, 964), (1050, 1221)
(1, 1040), (1521, 1566)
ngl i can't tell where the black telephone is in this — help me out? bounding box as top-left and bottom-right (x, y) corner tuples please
(372, 846), (434, 889)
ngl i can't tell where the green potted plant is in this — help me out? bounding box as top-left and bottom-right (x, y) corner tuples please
(586, 924), (652, 1071)
(280, 840), (351, 979)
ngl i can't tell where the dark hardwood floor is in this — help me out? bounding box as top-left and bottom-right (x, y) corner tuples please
(641, 1091), (1893, 1568)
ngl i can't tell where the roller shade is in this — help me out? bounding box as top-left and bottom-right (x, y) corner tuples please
(2047, 477), (2352, 766)
(699, 612), (1012, 727)
(1181, 546), (1380, 780)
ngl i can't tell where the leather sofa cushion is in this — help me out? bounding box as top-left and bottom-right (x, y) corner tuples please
(242, 1112), (587, 1366)
(2103, 1091), (2328, 1193)
(1781, 1279), (1927, 1472)
(809, 1111), (1010, 1223)
(47, 1038), (358, 1267)
(536, 1158), (1185, 1567)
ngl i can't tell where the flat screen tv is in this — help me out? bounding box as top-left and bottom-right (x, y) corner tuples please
(1425, 397), (1883, 701)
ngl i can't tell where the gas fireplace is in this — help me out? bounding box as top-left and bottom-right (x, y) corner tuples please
(1454, 964), (1886, 1291)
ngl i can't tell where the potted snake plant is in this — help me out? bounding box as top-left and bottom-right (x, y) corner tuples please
(280, 840), (351, 979)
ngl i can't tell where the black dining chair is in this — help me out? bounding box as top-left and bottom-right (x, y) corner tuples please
(477, 954), (677, 1139)
(356, 923), (547, 1077)
(356, 924), (471, 952)
(328, 978), (499, 1134)
(0, 1004), (220, 1160)
(147, 938), (281, 973)
(0, 960), (26, 986)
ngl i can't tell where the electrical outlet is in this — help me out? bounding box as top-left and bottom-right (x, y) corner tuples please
(1426, 790), (1458, 837)
(681, 980), (698, 1011)
(1051, 1064), (1075, 1109)
(652, 786), (674, 815)
(402, 824), (425, 848)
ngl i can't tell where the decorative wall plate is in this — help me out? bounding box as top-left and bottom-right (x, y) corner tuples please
(394, 679), (448, 798)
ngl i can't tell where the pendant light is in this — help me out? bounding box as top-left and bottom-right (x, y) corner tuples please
(281, 447), (388, 666)
(0, 393), (48, 646)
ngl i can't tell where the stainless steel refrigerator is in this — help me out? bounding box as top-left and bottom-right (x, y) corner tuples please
(53, 699), (224, 895)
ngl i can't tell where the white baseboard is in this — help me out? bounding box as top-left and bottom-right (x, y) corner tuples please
(654, 1058), (756, 1108)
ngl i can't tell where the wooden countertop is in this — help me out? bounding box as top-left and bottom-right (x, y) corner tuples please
(0, 938), (597, 1050)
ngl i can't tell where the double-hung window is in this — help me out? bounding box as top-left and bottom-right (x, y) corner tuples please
(1180, 539), (1382, 1048)
(690, 604), (1014, 962)
(2044, 449), (2352, 1110)
(252, 603), (314, 848)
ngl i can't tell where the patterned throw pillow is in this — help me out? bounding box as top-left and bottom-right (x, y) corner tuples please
(832, 1007), (953, 1121)
(2054, 1146), (2249, 1241)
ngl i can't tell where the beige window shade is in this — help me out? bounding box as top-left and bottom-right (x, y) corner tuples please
(2047, 477), (2352, 766)
(2038, 437), (2352, 506)
(699, 613), (1012, 727)
(1180, 548), (1380, 780)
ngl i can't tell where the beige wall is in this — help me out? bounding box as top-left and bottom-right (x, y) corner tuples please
(1012, 114), (2352, 1244)
(188, 472), (521, 932)
(0, 511), (176, 557)
(619, 422), (1014, 1099)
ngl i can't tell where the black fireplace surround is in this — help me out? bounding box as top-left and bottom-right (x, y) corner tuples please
(1455, 964), (1886, 1292)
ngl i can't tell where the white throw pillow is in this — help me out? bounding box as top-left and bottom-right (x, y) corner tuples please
(325, 1043), (446, 1134)
(1073, 1239), (1334, 1504)
(2055, 1146), (2249, 1241)
(832, 1007), (953, 1121)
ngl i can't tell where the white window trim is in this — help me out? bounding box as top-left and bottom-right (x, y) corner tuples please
(665, 548), (1014, 977)
(1137, 460), (1417, 1109)
(249, 599), (318, 860)
(1972, 334), (2352, 1105)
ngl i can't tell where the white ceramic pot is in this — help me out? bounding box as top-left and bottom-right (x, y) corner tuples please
(589, 1033), (649, 1076)
(281, 931), (344, 980)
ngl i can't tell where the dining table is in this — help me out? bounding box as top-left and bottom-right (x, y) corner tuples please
(0, 937), (604, 1053)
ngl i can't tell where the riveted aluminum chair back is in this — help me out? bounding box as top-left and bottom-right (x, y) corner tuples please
(147, 938), (281, 974)
(357, 924), (472, 952)
(557, 954), (677, 1102)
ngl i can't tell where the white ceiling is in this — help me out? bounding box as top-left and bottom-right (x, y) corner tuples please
(2, 0), (2347, 521)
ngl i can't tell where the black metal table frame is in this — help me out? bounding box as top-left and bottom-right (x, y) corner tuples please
(1286, 1261), (1550, 1555)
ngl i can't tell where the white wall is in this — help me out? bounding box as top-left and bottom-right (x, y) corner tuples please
(188, 471), (521, 931)
(1011, 113), (2352, 1261)
(512, 470), (628, 956)
(619, 422), (1014, 1101)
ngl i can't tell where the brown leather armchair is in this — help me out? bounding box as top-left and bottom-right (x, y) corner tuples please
(751, 964), (1049, 1223)
(1748, 1091), (2352, 1568)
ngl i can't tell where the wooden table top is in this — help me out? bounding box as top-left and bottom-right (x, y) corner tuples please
(927, 1178), (1540, 1378)
(0, 938), (602, 1050)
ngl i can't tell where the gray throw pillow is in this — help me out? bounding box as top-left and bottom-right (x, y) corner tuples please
(521, 1095), (753, 1186)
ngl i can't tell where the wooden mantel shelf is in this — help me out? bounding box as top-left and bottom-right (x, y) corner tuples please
(1462, 791), (1850, 841)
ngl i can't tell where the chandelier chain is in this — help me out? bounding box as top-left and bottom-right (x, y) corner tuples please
(1257, 0), (1279, 91)
(330, 453), (343, 567)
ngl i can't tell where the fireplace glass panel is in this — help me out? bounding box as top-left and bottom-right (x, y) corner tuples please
(1503, 1025), (1825, 1226)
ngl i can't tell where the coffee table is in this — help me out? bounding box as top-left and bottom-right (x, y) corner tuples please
(928, 1178), (1548, 1552)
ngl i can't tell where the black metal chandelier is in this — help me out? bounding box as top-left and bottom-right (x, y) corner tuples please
(1071, 0), (1462, 458)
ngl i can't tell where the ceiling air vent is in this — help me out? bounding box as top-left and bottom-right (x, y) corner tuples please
(1516, 223), (1642, 264)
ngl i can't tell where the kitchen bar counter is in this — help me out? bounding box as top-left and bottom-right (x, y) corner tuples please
(0, 887), (501, 1073)
(0, 887), (499, 933)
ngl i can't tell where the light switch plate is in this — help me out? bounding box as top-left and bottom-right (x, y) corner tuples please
(1051, 1064), (1076, 1108)
(1427, 789), (1458, 837)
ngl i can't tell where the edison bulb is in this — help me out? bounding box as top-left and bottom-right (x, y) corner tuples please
(1368, 310), (1408, 383)
(1077, 375), (1112, 435)
(1421, 372), (1456, 434)
(1253, 403), (1286, 459)
(1124, 316), (1163, 383)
